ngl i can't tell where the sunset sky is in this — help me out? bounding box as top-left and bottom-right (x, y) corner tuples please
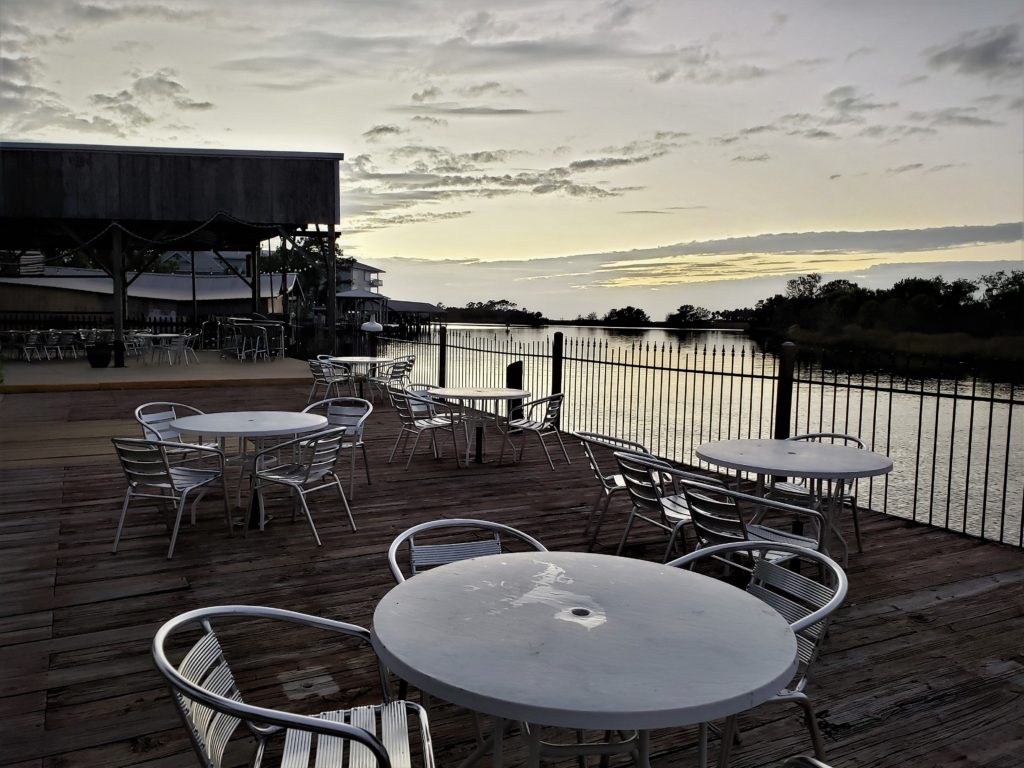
(2, 0), (1021, 318)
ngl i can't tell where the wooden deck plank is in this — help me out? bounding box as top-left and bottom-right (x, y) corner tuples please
(0, 382), (1021, 768)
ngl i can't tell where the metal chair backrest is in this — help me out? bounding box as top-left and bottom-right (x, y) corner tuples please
(787, 432), (865, 449)
(294, 426), (348, 482)
(669, 541), (848, 692)
(613, 450), (673, 516)
(575, 432), (649, 491)
(134, 402), (204, 442)
(152, 605), (395, 768)
(305, 398), (372, 440)
(391, 390), (436, 424)
(112, 437), (176, 489)
(678, 480), (751, 547)
(387, 518), (547, 583)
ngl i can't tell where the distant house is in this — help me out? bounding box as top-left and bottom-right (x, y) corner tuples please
(0, 267), (299, 322)
(333, 261), (444, 330)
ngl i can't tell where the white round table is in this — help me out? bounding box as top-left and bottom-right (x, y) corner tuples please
(326, 356), (395, 397)
(429, 387), (530, 464)
(168, 411), (328, 527)
(695, 438), (892, 481)
(696, 438), (893, 562)
(372, 551), (796, 765)
(168, 410), (327, 438)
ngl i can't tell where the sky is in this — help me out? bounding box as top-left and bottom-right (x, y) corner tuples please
(1, 0), (1022, 319)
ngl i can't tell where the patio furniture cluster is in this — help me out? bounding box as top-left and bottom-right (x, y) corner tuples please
(1, 327), (203, 365)
(5, 367), (1019, 768)
(94, 363), (897, 768)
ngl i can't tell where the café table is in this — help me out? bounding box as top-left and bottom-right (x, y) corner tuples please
(695, 437), (893, 563)
(168, 410), (328, 528)
(428, 386), (530, 464)
(136, 332), (185, 364)
(371, 551), (797, 768)
(325, 355), (394, 398)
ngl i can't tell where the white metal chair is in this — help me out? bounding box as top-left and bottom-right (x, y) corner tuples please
(498, 393), (571, 470)
(387, 518), (547, 582)
(308, 359), (354, 403)
(679, 479), (826, 558)
(19, 331), (44, 361)
(767, 433), (867, 553)
(669, 541), (849, 764)
(134, 401), (221, 455)
(387, 390), (466, 470)
(303, 397), (373, 499)
(111, 437), (230, 559)
(369, 356), (415, 404)
(250, 427), (355, 546)
(573, 431), (652, 549)
(152, 605), (437, 768)
(613, 451), (727, 562)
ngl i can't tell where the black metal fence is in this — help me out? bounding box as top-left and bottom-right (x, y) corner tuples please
(381, 328), (1023, 548)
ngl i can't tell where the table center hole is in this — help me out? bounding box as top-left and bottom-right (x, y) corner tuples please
(571, 607), (591, 617)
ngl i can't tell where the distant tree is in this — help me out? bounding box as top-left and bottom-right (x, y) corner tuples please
(785, 273), (822, 299)
(603, 306), (650, 326)
(665, 304), (712, 327)
(978, 269), (1024, 332)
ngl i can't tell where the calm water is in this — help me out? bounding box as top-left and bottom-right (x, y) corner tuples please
(393, 323), (1023, 546)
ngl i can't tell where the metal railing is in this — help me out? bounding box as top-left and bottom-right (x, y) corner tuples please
(380, 328), (1023, 548)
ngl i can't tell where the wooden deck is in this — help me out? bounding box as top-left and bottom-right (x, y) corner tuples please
(1, 382), (1022, 768)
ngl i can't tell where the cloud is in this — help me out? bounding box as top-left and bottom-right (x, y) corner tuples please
(363, 124), (404, 141)
(907, 106), (1001, 127)
(732, 153), (770, 162)
(86, 68), (212, 128)
(395, 103), (543, 116)
(926, 24), (1023, 80)
(369, 225), (1022, 315)
(412, 85), (443, 103)
(887, 163), (925, 174)
(410, 115), (448, 127)
(455, 81), (525, 98)
(460, 10), (518, 41)
(66, 2), (204, 24)
(823, 85), (897, 123)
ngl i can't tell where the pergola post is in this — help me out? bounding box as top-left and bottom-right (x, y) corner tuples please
(111, 227), (126, 367)
(327, 176), (339, 354)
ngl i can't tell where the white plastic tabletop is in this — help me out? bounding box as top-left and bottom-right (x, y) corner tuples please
(371, 551), (796, 730)
(168, 411), (327, 438)
(696, 438), (893, 481)
(327, 356), (393, 365)
(430, 387), (530, 401)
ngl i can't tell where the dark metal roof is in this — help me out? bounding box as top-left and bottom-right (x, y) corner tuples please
(0, 142), (344, 252)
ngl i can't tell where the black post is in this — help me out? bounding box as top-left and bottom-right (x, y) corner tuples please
(552, 331), (564, 395)
(774, 341), (797, 439)
(438, 325), (448, 387)
(551, 331), (564, 427)
(506, 360), (524, 419)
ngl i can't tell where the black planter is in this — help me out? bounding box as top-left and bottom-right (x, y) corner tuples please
(86, 344), (112, 368)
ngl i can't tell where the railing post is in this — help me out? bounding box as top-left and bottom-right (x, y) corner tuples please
(552, 331), (564, 396)
(774, 342), (797, 439)
(438, 325), (447, 387)
(506, 360), (524, 419)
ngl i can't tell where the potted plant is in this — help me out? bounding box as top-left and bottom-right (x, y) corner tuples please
(86, 341), (112, 368)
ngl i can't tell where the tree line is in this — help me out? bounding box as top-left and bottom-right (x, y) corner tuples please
(442, 269), (1023, 364)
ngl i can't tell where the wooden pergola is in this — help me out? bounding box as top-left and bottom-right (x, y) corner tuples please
(0, 142), (344, 361)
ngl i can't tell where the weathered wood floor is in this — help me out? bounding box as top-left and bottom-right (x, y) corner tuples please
(1, 383), (1022, 768)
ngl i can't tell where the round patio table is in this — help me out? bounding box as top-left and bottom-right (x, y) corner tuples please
(326, 356), (394, 398)
(696, 438), (893, 562)
(372, 550), (796, 768)
(168, 411), (328, 527)
(429, 387), (530, 464)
